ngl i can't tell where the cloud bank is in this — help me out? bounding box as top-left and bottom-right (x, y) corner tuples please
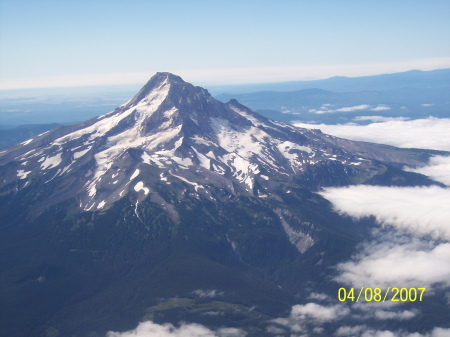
(106, 321), (247, 337)
(268, 300), (449, 336)
(303, 118), (450, 334)
(353, 116), (409, 122)
(335, 238), (450, 289)
(318, 184), (450, 289)
(335, 326), (450, 337)
(268, 303), (350, 335)
(405, 155), (450, 186)
(294, 118), (450, 151)
(319, 185), (450, 240)
(309, 104), (390, 114)
(192, 289), (224, 298)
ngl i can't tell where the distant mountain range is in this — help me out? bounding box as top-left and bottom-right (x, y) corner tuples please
(215, 69), (450, 124)
(1, 73), (448, 336)
(1, 68), (448, 147)
(210, 68), (450, 93)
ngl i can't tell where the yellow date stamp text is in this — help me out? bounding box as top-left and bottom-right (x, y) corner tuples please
(338, 287), (426, 302)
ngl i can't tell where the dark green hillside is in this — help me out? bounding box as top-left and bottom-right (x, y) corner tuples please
(0, 182), (369, 336)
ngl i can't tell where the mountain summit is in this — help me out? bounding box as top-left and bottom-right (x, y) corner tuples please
(0, 73), (440, 336)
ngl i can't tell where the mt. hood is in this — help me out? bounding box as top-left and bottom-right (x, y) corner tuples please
(0, 72), (433, 215)
(0, 73), (442, 337)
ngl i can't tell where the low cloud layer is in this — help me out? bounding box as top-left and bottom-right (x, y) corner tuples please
(335, 326), (450, 337)
(268, 303), (350, 335)
(192, 289), (224, 298)
(319, 183), (450, 289)
(309, 104), (390, 114)
(335, 237), (450, 288)
(303, 118), (450, 334)
(294, 118), (450, 151)
(353, 116), (409, 122)
(106, 321), (247, 337)
(405, 155), (450, 186)
(268, 300), (448, 336)
(319, 185), (450, 240)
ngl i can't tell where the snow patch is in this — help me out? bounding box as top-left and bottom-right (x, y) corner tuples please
(171, 156), (193, 167)
(170, 171), (203, 191)
(40, 153), (62, 170)
(142, 152), (152, 164)
(212, 163), (226, 175)
(130, 169), (140, 181)
(17, 170), (31, 179)
(193, 148), (210, 170)
(20, 139), (33, 146)
(88, 185), (97, 197)
(134, 181), (149, 195)
(205, 151), (215, 159)
(73, 147), (91, 159)
(191, 135), (215, 146)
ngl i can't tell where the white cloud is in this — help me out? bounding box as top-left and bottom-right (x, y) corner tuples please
(268, 301), (443, 336)
(348, 301), (419, 321)
(335, 326), (450, 337)
(192, 289), (224, 298)
(335, 325), (368, 336)
(289, 303), (350, 322)
(307, 292), (329, 301)
(370, 105), (391, 111)
(270, 303), (350, 334)
(336, 105), (370, 112)
(335, 239), (450, 289)
(311, 104), (391, 114)
(405, 155), (450, 186)
(372, 309), (417, 320)
(106, 321), (247, 337)
(266, 325), (286, 334)
(318, 184), (450, 289)
(353, 116), (409, 122)
(294, 118), (450, 151)
(202, 311), (224, 317)
(319, 186), (450, 240)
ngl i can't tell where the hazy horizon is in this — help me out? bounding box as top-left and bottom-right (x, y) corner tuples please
(1, 0), (449, 90)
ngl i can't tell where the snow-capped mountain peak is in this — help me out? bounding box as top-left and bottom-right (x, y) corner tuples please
(0, 73), (431, 215)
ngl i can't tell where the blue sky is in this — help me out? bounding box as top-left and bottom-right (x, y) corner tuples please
(0, 0), (449, 89)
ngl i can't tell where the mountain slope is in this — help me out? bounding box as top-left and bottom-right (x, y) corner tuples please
(0, 73), (443, 337)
